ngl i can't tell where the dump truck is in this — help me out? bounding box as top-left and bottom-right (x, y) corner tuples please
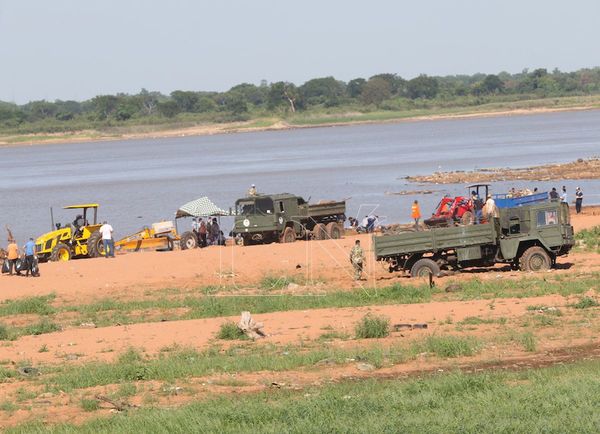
(373, 201), (574, 277)
(232, 193), (346, 245)
(35, 204), (104, 262)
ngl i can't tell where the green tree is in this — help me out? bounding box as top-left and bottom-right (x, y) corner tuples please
(157, 100), (180, 118)
(369, 73), (405, 95)
(360, 77), (392, 105)
(407, 75), (439, 99)
(170, 90), (199, 112)
(91, 95), (119, 119)
(482, 74), (504, 94)
(347, 78), (366, 98)
(268, 82), (301, 112)
(299, 76), (345, 106)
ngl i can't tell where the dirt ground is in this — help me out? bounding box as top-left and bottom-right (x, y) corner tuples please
(1, 206), (599, 304)
(0, 206), (598, 429)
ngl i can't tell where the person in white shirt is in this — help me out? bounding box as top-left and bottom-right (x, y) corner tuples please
(560, 186), (568, 204)
(483, 195), (499, 220)
(99, 221), (115, 258)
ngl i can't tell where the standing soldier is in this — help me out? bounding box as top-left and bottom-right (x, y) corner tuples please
(411, 200), (422, 231)
(248, 184), (257, 196)
(349, 239), (365, 281)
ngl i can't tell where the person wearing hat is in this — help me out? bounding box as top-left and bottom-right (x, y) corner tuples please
(248, 184), (257, 196)
(575, 187), (583, 214)
(483, 194), (498, 220)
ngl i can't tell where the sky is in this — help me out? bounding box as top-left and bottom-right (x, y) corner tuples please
(0, 0), (599, 104)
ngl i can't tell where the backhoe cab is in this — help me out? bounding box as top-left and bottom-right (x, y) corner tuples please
(35, 204), (105, 262)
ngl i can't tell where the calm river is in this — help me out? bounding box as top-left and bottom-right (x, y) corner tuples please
(2, 110), (600, 242)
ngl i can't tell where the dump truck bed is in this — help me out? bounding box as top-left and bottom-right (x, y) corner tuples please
(373, 223), (497, 259)
(307, 201), (346, 218)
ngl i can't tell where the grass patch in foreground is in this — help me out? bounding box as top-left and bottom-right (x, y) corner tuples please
(216, 321), (247, 340)
(0, 295), (56, 317)
(570, 296), (599, 309)
(12, 360), (600, 433)
(574, 225), (600, 252)
(412, 336), (481, 358)
(354, 314), (390, 339)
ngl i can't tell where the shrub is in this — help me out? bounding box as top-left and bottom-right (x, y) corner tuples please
(355, 314), (390, 339)
(416, 336), (481, 358)
(571, 296), (599, 309)
(216, 322), (247, 340)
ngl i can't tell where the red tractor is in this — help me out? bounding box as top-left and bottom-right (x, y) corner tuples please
(424, 184), (489, 228)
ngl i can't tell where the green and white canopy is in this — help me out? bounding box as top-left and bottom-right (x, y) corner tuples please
(175, 197), (230, 218)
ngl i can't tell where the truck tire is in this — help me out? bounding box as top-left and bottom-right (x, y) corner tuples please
(281, 227), (296, 243)
(313, 223), (327, 240)
(519, 246), (551, 272)
(326, 222), (341, 239)
(410, 258), (440, 278)
(87, 231), (105, 258)
(461, 211), (474, 225)
(50, 243), (72, 262)
(180, 231), (198, 250)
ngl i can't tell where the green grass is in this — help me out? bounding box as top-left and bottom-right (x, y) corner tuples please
(216, 321), (247, 340)
(11, 359), (600, 433)
(0, 295), (56, 317)
(517, 332), (537, 352)
(0, 319), (61, 341)
(412, 336), (481, 358)
(80, 399), (100, 412)
(354, 314), (390, 339)
(459, 316), (507, 325)
(570, 296), (599, 309)
(259, 274), (299, 290)
(575, 225), (600, 252)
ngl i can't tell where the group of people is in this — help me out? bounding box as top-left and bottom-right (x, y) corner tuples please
(549, 186), (584, 213)
(2, 238), (38, 277)
(348, 215), (379, 233)
(191, 217), (224, 247)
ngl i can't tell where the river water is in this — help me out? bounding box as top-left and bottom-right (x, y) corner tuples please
(1, 110), (600, 242)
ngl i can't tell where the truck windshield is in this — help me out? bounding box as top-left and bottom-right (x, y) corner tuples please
(237, 198), (274, 215)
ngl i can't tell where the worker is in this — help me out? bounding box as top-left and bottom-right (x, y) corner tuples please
(198, 218), (208, 247)
(5, 239), (19, 276)
(99, 221), (115, 258)
(349, 239), (365, 281)
(471, 190), (483, 224)
(209, 218), (220, 245)
(549, 187), (559, 201)
(575, 187), (583, 214)
(411, 200), (422, 231)
(560, 186), (568, 204)
(23, 238), (36, 277)
(483, 194), (499, 220)
(248, 184), (257, 196)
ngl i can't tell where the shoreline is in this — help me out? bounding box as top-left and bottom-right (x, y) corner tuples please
(1, 104), (598, 149)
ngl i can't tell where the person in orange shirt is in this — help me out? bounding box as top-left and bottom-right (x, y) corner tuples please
(6, 240), (20, 276)
(411, 200), (422, 231)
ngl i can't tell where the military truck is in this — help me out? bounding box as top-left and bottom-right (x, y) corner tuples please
(373, 201), (574, 277)
(232, 193), (346, 245)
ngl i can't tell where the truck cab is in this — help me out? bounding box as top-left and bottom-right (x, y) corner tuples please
(234, 194), (307, 244)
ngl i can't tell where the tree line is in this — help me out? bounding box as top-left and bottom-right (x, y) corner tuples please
(1, 67), (600, 133)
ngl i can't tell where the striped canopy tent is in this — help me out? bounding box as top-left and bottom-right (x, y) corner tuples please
(175, 197), (230, 218)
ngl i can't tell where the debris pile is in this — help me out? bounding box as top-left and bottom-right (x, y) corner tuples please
(405, 158), (600, 184)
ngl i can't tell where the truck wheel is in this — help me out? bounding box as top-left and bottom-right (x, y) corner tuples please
(50, 243), (72, 262)
(281, 227), (296, 243)
(180, 231), (198, 250)
(461, 211), (474, 225)
(87, 231), (104, 257)
(313, 223), (326, 240)
(519, 246), (551, 272)
(326, 222), (341, 239)
(410, 258), (440, 278)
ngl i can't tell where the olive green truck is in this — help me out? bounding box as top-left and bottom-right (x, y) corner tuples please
(232, 193), (346, 245)
(373, 201), (574, 277)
